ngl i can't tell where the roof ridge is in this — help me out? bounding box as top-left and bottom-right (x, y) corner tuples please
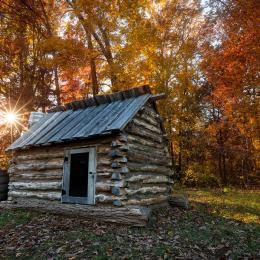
(47, 85), (151, 113)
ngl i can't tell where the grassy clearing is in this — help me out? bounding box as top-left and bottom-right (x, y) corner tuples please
(0, 189), (259, 259)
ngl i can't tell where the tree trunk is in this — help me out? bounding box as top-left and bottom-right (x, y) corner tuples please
(222, 152), (227, 186)
(178, 151), (182, 180)
(110, 72), (118, 92)
(54, 67), (61, 105)
(87, 33), (99, 96)
(218, 153), (223, 185)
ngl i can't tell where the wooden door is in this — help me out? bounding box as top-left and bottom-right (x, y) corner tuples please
(62, 147), (96, 205)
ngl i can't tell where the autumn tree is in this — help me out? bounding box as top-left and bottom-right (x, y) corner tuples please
(65, 0), (154, 92)
(145, 0), (209, 180)
(0, 0), (64, 167)
(0, 0), (63, 111)
(201, 0), (260, 186)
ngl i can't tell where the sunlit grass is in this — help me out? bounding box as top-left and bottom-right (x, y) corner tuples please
(181, 188), (260, 224)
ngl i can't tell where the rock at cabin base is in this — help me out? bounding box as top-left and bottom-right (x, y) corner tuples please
(169, 195), (189, 209)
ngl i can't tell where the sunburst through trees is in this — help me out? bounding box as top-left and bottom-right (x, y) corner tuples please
(0, 102), (28, 144)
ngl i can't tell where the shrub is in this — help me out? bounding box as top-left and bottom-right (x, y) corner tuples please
(181, 162), (220, 188)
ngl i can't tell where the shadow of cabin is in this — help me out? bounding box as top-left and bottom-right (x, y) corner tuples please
(4, 86), (173, 226)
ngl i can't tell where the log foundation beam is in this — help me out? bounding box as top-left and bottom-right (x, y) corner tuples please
(0, 198), (152, 226)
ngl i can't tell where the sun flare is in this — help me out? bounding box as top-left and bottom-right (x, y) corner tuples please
(0, 104), (27, 137)
(5, 112), (17, 124)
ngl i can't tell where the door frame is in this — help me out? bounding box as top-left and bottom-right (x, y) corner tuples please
(61, 147), (96, 205)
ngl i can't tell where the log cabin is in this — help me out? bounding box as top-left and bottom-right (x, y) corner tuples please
(6, 85), (173, 226)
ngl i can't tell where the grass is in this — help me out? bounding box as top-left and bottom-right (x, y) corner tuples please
(181, 188), (260, 224)
(0, 209), (37, 227)
(0, 188), (259, 259)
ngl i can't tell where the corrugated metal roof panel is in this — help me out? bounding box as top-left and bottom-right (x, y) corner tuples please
(7, 93), (151, 151)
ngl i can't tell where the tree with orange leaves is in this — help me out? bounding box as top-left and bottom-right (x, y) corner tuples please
(201, 0), (260, 186)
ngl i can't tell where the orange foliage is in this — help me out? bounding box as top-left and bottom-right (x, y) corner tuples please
(60, 66), (92, 103)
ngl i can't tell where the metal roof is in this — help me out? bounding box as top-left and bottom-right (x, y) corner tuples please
(8, 87), (153, 151)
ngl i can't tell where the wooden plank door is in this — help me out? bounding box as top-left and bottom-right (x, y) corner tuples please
(62, 147), (96, 205)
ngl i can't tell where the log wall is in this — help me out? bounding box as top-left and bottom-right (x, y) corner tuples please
(124, 101), (173, 206)
(8, 136), (128, 206)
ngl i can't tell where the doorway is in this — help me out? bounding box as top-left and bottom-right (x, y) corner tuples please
(62, 147), (96, 205)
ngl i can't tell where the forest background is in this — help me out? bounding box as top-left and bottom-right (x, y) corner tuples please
(0, 0), (259, 188)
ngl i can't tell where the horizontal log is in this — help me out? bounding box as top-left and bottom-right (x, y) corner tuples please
(127, 134), (165, 151)
(137, 111), (160, 127)
(62, 136), (113, 147)
(128, 143), (166, 157)
(13, 169), (63, 175)
(126, 186), (168, 196)
(141, 103), (161, 118)
(97, 179), (126, 187)
(13, 136), (113, 155)
(113, 157), (128, 163)
(9, 170), (63, 182)
(97, 146), (111, 154)
(132, 118), (161, 135)
(96, 183), (111, 192)
(128, 162), (170, 175)
(0, 198), (151, 226)
(119, 145), (129, 151)
(97, 167), (114, 174)
(9, 180), (127, 193)
(8, 190), (61, 200)
(126, 183), (169, 194)
(96, 172), (112, 178)
(13, 159), (64, 168)
(126, 195), (168, 206)
(14, 162), (63, 172)
(128, 151), (170, 166)
(111, 140), (126, 148)
(9, 181), (61, 191)
(108, 150), (126, 158)
(126, 124), (163, 144)
(10, 175), (62, 182)
(95, 194), (126, 203)
(14, 152), (64, 162)
(126, 174), (169, 184)
(15, 148), (64, 157)
(97, 157), (112, 166)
